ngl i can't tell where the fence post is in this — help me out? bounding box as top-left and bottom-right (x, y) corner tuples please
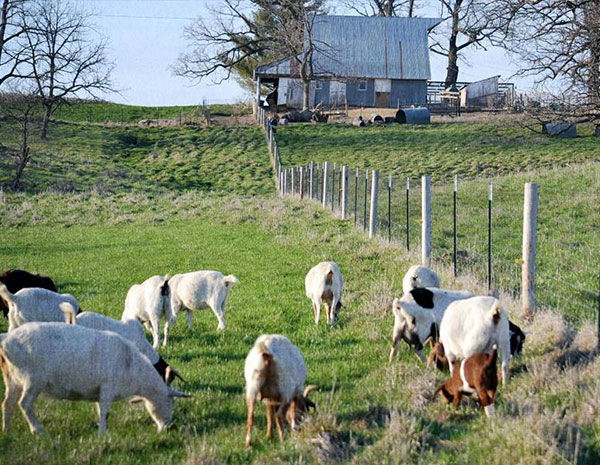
(388, 175), (392, 242)
(421, 176), (431, 266)
(522, 182), (539, 317)
(406, 178), (410, 251)
(291, 167), (296, 198)
(283, 169), (288, 197)
(363, 169), (369, 232)
(354, 168), (359, 225)
(453, 175), (458, 277)
(597, 263), (600, 350)
(300, 166), (304, 200)
(331, 164), (336, 211)
(341, 166), (349, 219)
(322, 162), (330, 208)
(369, 170), (379, 238)
(309, 163), (315, 199)
(488, 183), (493, 292)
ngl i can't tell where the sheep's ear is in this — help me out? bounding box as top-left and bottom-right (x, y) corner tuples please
(168, 389), (192, 399)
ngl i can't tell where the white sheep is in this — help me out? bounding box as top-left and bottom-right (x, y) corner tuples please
(305, 261), (344, 326)
(168, 270), (239, 333)
(440, 296), (511, 385)
(0, 284), (78, 332)
(76, 311), (183, 385)
(402, 265), (440, 294)
(389, 287), (474, 362)
(244, 334), (316, 448)
(0, 321), (190, 434)
(122, 275), (171, 350)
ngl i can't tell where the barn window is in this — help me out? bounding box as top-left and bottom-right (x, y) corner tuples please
(315, 81), (323, 90)
(358, 80), (367, 91)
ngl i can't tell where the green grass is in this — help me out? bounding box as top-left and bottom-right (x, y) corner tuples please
(0, 120), (273, 195)
(52, 101), (252, 123)
(0, 192), (598, 464)
(275, 121), (600, 181)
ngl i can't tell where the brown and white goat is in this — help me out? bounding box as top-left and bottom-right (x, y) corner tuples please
(244, 334), (317, 447)
(434, 346), (498, 418)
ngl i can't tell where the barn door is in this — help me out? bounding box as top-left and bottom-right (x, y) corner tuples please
(329, 81), (346, 108)
(375, 79), (391, 107)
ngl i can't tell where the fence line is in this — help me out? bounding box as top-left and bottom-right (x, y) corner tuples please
(255, 107), (599, 331)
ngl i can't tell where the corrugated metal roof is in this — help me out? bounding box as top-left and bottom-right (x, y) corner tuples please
(311, 15), (440, 80)
(255, 15), (441, 80)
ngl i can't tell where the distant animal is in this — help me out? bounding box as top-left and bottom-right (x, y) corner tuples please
(0, 269), (57, 317)
(244, 334), (317, 448)
(0, 322), (190, 434)
(440, 296), (511, 385)
(0, 284), (78, 332)
(168, 270), (239, 334)
(389, 287), (473, 362)
(122, 275), (171, 349)
(77, 311), (183, 385)
(305, 261), (344, 326)
(434, 346), (499, 418)
(509, 321), (526, 357)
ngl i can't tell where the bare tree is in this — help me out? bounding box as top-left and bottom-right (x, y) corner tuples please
(0, 85), (41, 190)
(429, 0), (507, 89)
(342, 0), (420, 17)
(174, 0), (326, 110)
(499, 0), (600, 127)
(0, 0), (31, 87)
(19, 0), (114, 139)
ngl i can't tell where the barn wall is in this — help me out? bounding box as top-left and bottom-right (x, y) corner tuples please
(346, 79), (375, 107)
(390, 80), (427, 107)
(314, 81), (331, 106)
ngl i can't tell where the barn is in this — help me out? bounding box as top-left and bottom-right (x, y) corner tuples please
(254, 15), (441, 110)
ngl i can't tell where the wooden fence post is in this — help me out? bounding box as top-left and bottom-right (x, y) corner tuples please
(341, 166), (349, 219)
(309, 162), (315, 199)
(522, 182), (539, 317)
(369, 170), (379, 238)
(300, 166), (304, 199)
(291, 167), (296, 198)
(322, 161), (330, 207)
(421, 176), (431, 266)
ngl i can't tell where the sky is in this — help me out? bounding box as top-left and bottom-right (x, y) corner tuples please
(73, 0), (530, 107)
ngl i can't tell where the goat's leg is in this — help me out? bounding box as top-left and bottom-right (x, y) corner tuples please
(2, 381), (21, 433)
(389, 330), (401, 363)
(275, 403), (287, 442)
(477, 387), (495, 418)
(97, 389), (113, 434)
(245, 397), (255, 448)
(149, 317), (161, 350)
(187, 310), (195, 330)
(18, 384), (43, 434)
(266, 402), (274, 439)
(313, 299), (321, 325)
(162, 318), (170, 348)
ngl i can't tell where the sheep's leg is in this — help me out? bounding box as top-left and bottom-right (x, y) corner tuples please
(97, 390), (113, 434)
(18, 384), (43, 434)
(389, 331), (401, 363)
(266, 402), (274, 439)
(187, 310), (194, 331)
(245, 397), (255, 448)
(275, 403), (287, 442)
(314, 299), (321, 325)
(2, 381), (22, 433)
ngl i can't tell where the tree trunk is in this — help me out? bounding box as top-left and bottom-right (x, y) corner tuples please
(0, 0), (9, 67)
(41, 103), (51, 139)
(302, 80), (310, 111)
(444, 0), (463, 89)
(13, 113), (30, 190)
(408, 0), (415, 17)
(585, 3), (600, 106)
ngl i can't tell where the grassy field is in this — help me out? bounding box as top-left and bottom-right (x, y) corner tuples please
(0, 121), (273, 195)
(1, 192), (599, 464)
(275, 121), (600, 181)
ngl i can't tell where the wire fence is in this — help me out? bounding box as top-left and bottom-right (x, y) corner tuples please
(256, 107), (600, 328)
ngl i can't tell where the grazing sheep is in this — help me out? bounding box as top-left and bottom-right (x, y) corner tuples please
(0, 284), (78, 332)
(402, 265), (440, 294)
(389, 287), (473, 362)
(428, 320), (525, 372)
(0, 269), (58, 318)
(168, 270), (239, 333)
(0, 322), (190, 434)
(122, 275), (171, 350)
(76, 312), (183, 385)
(434, 346), (499, 418)
(440, 296), (511, 385)
(244, 334), (316, 448)
(305, 261), (344, 326)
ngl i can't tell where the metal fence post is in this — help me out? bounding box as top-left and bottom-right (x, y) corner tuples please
(354, 168), (359, 225)
(388, 175), (392, 242)
(488, 183), (493, 292)
(369, 170), (379, 238)
(453, 175), (458, 277)
(291, 167), (296, 199)
(309, 162), (315, 200)
(342, 166), (349, 219)
(322, 162), (330, 208)
(421, 176), (431, 266)
(522, 182), (539, 317)
(406, 178), (410, 251)
(300, 166), (304, 200)
(331, 164), (336, 211)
